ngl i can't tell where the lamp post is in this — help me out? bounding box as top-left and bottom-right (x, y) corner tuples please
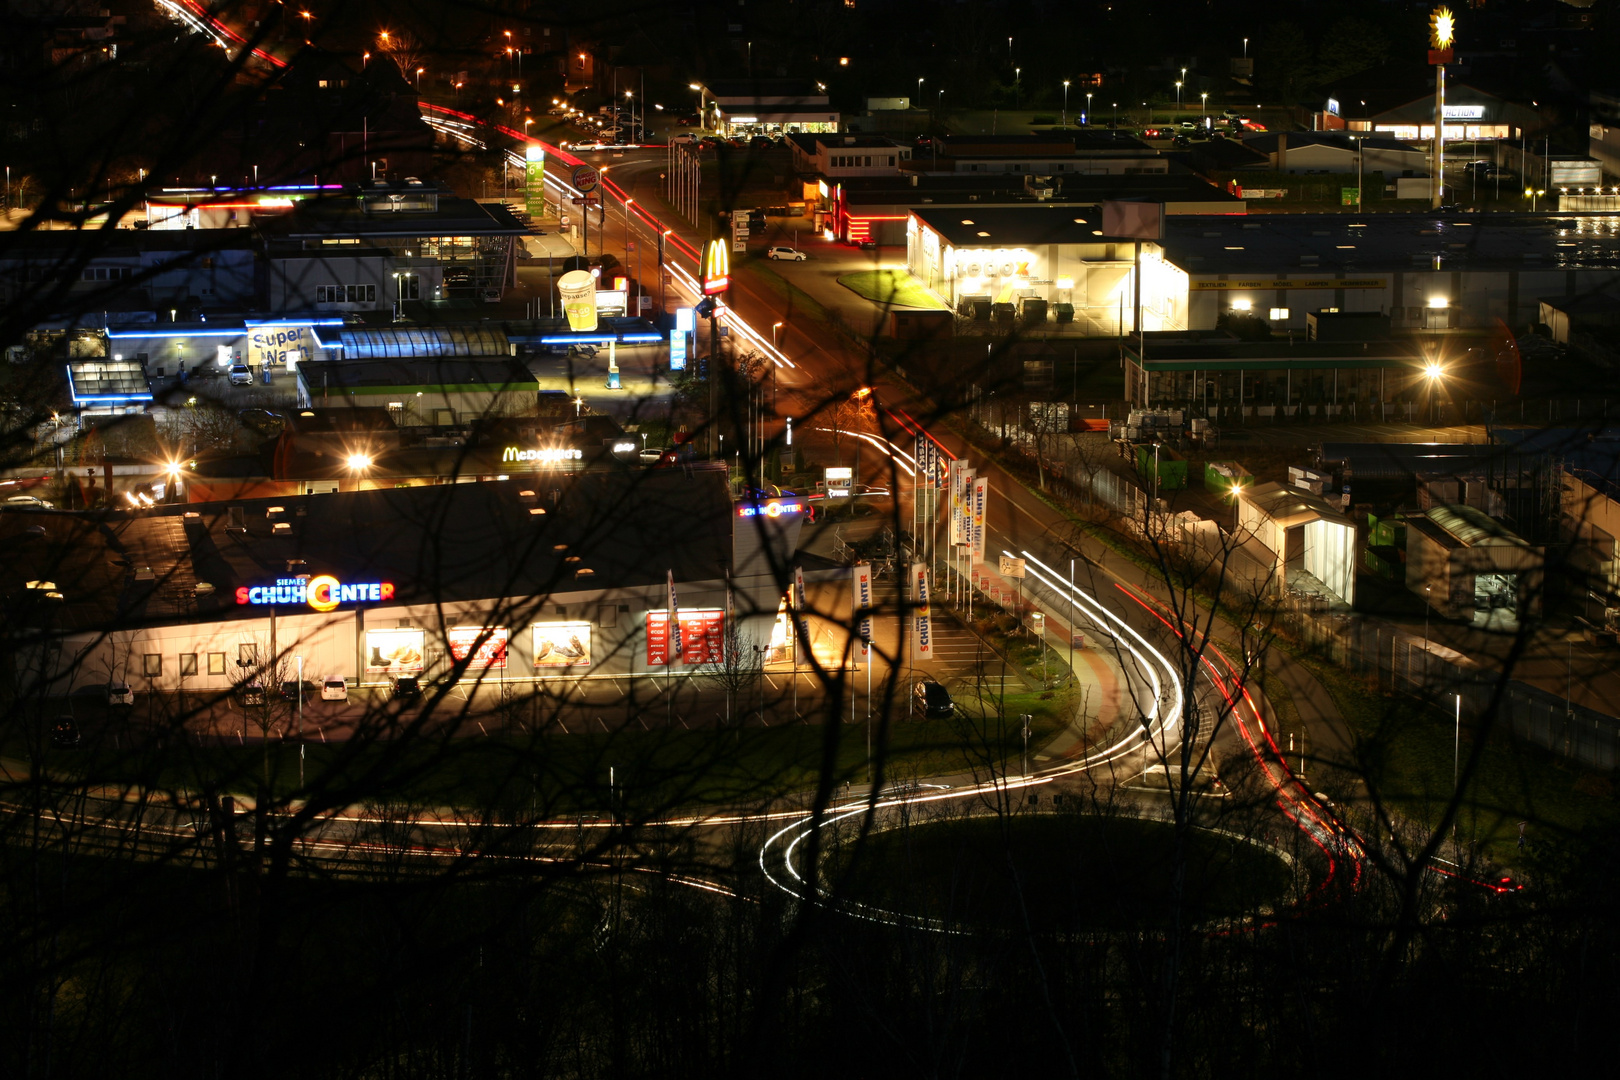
(1424, 583), (1433, 688)
(1429, 7), (1456, 211)
(689, 82), (705, 130)
(1525, 186), (1544, 211)
(1014, 67), (1020, 108)
(1062, 80), (1071, 126)
(295, 654), (304, 787)
(1175, 81), (1182, 109)
(1200, 91), (1208, 126)
(772, 321), (783, 351)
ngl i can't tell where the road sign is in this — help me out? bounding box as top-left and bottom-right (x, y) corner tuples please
(998, 555), (1027, 579)
(571, 165), (599, 193)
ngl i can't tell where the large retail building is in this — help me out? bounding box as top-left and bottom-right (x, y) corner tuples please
(10, 470), (832, 696)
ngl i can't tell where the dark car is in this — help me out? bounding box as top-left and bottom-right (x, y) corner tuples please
(391, 675), (421, 700)
(238, 408), (284, 437)
(913, 680), (955, 718)
(50, 716), (81, 749)
(279, 679), (319, 703)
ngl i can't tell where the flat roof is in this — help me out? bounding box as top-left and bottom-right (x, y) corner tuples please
(0, 473), (736, 633)
(910, 205), (1107, 247)
(1161, 212), (1620, 273)
(298, 357), (537, 392)
(1126, 331), (1420, 371)
(259, 196), (527, 241)
(1244, 481), (1353, 528)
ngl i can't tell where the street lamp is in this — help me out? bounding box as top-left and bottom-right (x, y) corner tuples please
(1200, 91), (1208, 125)
(415, 66), (423, 91)
(1175, 80), (1182, 108)
(295, 653), (304, 787)
(362, 51), (369, 68)
(1085, 91), (1093, 125)
(1525, 186), (1545, 211)
(1062, 80), (1071, 126)
(772, 321), (783, 350)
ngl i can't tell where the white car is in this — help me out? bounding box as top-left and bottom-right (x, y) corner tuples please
(107, 681), (134, 707)
(228, 363), (253, 385)
(321, 678), (349, 702)
(766, 246), (808, 261)
(671, 133), (698, 144)
(5, 494), (53, 509)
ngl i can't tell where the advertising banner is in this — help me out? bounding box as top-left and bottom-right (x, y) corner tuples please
(447, 626), (509, 670)
(365, 628), (425, 674)
(557, 269), (598, 332)
(948, 461), (966, 545)
(646, 609), (725, 665)
(911, 563), (932, 660)
(852, 562), (873, 660)
(667, 569), (682, 660)
(524, 144), (546, 220)
(970, 476), (988, 561)
(532, 622), (593, 668)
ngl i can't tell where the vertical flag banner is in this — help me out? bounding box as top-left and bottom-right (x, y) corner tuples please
(958, 466), (977, 548)
(852, 562), (873, 660)
(911, 563), (933, 660)
(970, 477), (989, 562)
(667, 569), (682, 664)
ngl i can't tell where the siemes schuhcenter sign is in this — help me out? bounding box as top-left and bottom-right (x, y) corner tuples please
(236, 575), (396, 611)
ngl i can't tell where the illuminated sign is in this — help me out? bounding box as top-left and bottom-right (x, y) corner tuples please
(737, 501), (805, 518)
(366, 628), (423, 673)
(533, 622), (593, 668)
(1326, 97), (1341, 117)
(525, 144), (546, 220)
(703, 239), (730, 294)
(609, 440), (639, 454)
(669, 327), (687, 370)
(247, 325), (313, 368)
(235, 575), (395, 609)
(502, 446), (583, 463)
(825, 466), (853, 498)
(1442, 105), (1485, 119)
(675, 307), (695, 333)
(448, 626), (509, 669)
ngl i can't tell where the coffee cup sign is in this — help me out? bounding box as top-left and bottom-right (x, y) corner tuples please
(557, 270), (598, 332)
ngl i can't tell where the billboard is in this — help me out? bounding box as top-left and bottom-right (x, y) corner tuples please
(447, 626), (509, 670)
(524, 144), (546, 220)
(365, 628), (425, 674)
(646, 609), (725, 666)
(532, 622), (593, 668)
(247, 325), (314, 369)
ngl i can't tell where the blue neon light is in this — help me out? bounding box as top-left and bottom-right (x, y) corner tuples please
(105, 329), (239, 340)
(245, 318), (345, 328)
(619, 333), (663, 343)
(539, 334), (618, 345)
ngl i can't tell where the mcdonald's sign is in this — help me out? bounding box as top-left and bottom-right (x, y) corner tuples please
(703, 239), (730, 295)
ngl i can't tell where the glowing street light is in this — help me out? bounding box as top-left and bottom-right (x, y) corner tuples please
(346, 453), (373, 472)
(1062, 80), (1071, 126)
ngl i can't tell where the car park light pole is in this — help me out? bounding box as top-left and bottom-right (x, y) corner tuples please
(295, 654), (304, 787)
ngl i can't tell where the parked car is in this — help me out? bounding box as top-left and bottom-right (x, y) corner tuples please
(766, 246), (808, 261)
(107, 681), (134, 707)
(671, 132), (699, 144)
(238, 408), (284, 436)
(639, 445), (673, 464)
(391, 675), (421, 700)
(279, 679), (319, 703)
(913, 680), (955, 718)
(50, 716), (81, 749)
(227, 363), (253, 386)
(321, 678), (349, 702)
(5, 494), (53, 509)
(237, 681), (265, 705)
(857, 239), (878, 251)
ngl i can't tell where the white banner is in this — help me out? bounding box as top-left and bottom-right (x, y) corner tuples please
(852, 562), (873, 660)
(970, 477), (988, 562)
(911, 563), (932, 660)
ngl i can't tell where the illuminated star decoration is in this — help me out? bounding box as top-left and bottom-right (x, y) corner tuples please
(1430, 6), (1455, 50)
